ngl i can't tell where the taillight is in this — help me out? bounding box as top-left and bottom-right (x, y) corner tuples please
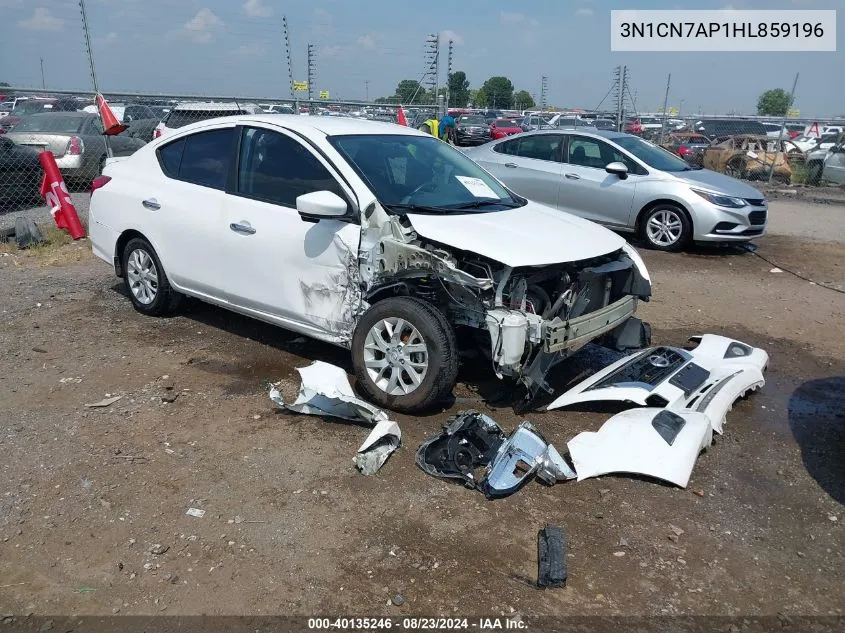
(67, 135), (84, 155)
(154, 128), (162, 139)
(90, 175), (111, 193)
(678, 146), (693, 156)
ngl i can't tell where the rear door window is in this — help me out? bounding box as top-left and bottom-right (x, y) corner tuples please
(157, 137), (186, 178)
(175, 128), (235, 190)
(236, 126), (346, 208)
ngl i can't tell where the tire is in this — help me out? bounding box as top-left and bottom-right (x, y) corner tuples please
(121, 237), (182, 316)
(351, 296), (458, 413)
(640, 204), (692, 252)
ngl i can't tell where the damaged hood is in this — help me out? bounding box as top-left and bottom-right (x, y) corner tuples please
(406, 203), (626, 267)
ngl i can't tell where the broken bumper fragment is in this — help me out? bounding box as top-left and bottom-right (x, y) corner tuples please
(567, 408), (714, 488)
(547, 334), (767, 434)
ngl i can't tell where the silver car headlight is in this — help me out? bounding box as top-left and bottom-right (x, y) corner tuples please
(691, 188), (748, 208)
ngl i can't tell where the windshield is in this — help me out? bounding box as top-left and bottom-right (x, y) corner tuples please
(12, 115), (86, 134)
(17, 100), (55, 115)
(459, 116), (487, 126)
(613, 135), (692, 172)
(330, 134), (522, 214)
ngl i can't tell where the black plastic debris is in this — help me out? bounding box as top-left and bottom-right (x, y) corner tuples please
(651, 409), (687, 446)
(537, 525), (567, 588)
(415, 410), (505, 489)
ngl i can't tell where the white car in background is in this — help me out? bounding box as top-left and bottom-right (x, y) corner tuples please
(791, 132), (841, 154)
(153, 102), (263, 139)
(88, 115), (651, 412)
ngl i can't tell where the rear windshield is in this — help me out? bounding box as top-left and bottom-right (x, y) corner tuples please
(679, 135), (709, 144)
(696, 120), (767, 136)
(13, 115), (86, 134)
(165, 109), (245, 129)
(17, 100), (56, 115)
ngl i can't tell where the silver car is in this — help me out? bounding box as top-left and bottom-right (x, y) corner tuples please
(6, 112), (145, 187)
(463, 129), (768, 251)
(806, 135), (845, 185)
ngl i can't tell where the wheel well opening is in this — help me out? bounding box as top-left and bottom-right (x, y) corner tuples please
(114, 230), (146, 277)
(636, 199), (692, 234)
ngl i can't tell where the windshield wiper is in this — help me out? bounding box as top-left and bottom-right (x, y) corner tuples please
(449, 199), (522, 210)
(384, 203), (458, 215)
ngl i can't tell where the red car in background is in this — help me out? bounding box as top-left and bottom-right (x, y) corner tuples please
(489, 118), (522, 139)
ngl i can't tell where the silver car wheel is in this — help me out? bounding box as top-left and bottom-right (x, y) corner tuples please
(363, 317), (429, 396)
(646, 210), (684, 246)
(126, 248), (159, 305)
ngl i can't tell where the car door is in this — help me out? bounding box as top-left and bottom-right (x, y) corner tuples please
(479, 134), (564, 208)
(556, 134), (640, 227)
(822, 139), (845, 185)
(146, 126), (237, 299)
(221, 125), (362, 336)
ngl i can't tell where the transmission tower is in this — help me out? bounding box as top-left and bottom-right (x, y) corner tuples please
(307, 43), (315, 104)
(446, 39), (454, 107)
(614, 65), (628, 130)
(282, 16), (294, 99)
(540, 76), (548, 110)
(424, 33), (439, 104)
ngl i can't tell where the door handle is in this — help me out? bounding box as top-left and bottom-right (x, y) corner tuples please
(504, 162), (518, 168)
(142, 198), (161, 210)
(565, 173), (581, 180)
(230, 221), (256, 235)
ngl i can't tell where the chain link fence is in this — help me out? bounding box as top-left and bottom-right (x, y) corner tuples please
(0, 88), (408, 216)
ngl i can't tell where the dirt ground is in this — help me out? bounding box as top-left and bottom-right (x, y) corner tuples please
(0, 200), (843, 621)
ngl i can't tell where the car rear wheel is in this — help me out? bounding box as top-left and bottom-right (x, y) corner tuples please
(122, 237), (182, 316)
(807, 162), (823, 185)
(641, 204), (691, 252)
(351, 297), (458, 413)
(725, 157), (746, 180)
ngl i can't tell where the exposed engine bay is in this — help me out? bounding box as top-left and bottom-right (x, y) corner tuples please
(355, 205), (653, 400)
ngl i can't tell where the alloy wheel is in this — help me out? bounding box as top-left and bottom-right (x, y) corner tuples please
(646, 209), (684, 247)
(363, 317), (429, 395)
(126, 248), (159, 305)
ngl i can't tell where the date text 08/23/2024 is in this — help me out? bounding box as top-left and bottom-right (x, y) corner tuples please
(307, 617), (527, 630)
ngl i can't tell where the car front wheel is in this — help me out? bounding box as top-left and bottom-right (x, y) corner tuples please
(122, 237), (182, 316)
(641, 204), (692, 252)
(351, 297), (458, 413)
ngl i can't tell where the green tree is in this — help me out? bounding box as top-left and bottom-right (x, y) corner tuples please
(756, 88), (793, 116)
(395, 79), (427, 104)
(513, 90), (535, 110)
(479, 76), (514, 109)
(447, 71), (470, 108)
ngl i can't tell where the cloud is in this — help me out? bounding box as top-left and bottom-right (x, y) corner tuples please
(184, 7), (223, 43)
(98, 31), (118, 45)
(357, 33), (378, 50)
(243, 0), (271, 18)
(235, 41), (269, 57)
(19, 7), (63, 31)
(320, 45), (345, 59)
(575, 7), (593, 17)
(440, 29), (463, 45)
(500, 11), (525, 25)
(529, 18), (540, 27)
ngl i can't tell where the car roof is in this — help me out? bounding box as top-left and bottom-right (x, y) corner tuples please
(516, 128), (630, 140)
(173, 101), (259, 111)
(170, 113), (428, 137)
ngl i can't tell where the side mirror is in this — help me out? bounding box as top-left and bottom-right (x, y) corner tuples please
(296, 190), (348, 222)
(124, 115), (133, 123)
(605, 161), (629, 179)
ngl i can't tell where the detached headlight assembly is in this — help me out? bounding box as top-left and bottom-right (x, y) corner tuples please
(691, 188), (747, 208)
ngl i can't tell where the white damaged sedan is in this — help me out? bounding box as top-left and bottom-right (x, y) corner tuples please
(89, 115), (652, 412)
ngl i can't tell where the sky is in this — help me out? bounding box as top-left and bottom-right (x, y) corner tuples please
(0, 0), (842, 117)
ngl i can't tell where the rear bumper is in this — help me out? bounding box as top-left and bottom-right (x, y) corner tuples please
(543, 295), (638, 353)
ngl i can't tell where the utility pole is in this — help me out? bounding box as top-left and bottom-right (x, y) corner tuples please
(306, 43), (315, 107)
(659, 73), (671, 143)
(78, 0), (99, 93)
(365, 80), (369, 102)
(40, 58), (45, 89)
(79, 0), (111, 158)
(282, 16), (294, 99)
(540, 75), (548, 111)
(768, 72), (799, 183)
(446, 39), (454, 108)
